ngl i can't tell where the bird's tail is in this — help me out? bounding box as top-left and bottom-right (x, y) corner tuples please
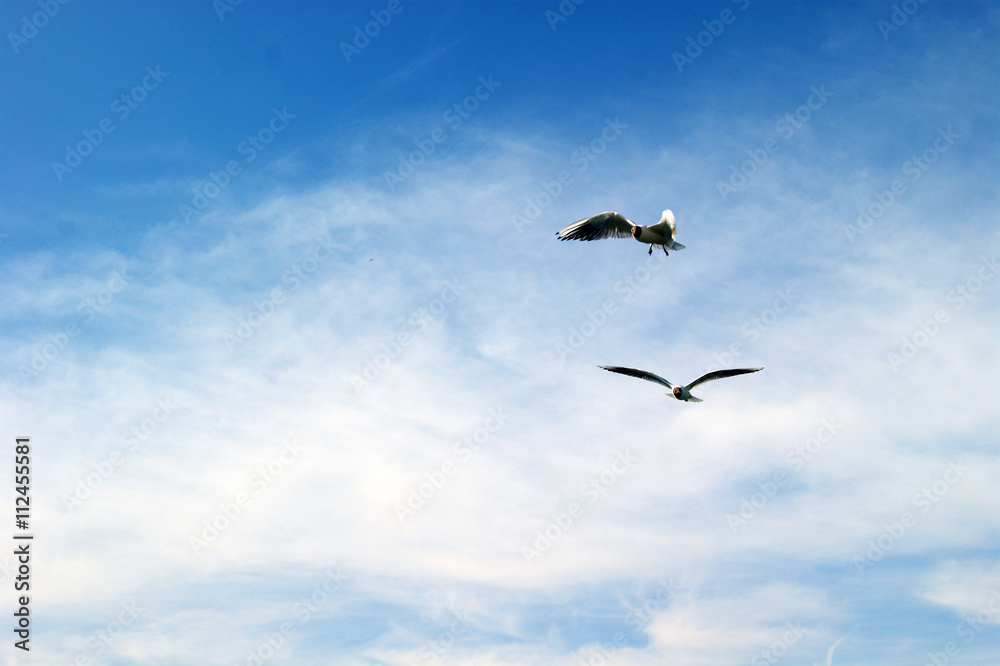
(670, 242), (685, 250)
(684, 395), (702, 402)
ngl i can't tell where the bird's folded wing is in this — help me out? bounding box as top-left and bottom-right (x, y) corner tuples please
(599, 365), (673, 389)
(649, 210), (677, 240)
(557, 212), (634, 241)
(649, 216), (677, 239)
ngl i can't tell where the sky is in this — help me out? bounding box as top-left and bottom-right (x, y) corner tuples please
(1, 0), (999, 664)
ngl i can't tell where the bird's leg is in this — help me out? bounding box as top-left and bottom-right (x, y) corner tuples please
(647, 245), (653, 256)
(663, 245), (669, 257)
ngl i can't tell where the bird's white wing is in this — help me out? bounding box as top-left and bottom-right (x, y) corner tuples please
(686, 367), (763, 390)
(648, 209), (677, 240)
(599, 365), (673, 389)
(557, 212), (634, 241)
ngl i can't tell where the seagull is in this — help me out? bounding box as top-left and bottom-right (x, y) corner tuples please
(598, 365), (763, 402)
(556, 210), (686, 256)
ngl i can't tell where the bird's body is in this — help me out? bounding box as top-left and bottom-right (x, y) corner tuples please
(556, 210), (686, 256)
(598, 365), (762, 402)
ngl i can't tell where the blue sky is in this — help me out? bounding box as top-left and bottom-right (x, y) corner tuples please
(2, 1), (999, 664)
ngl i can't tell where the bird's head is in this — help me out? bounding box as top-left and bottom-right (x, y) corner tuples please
(630, 225), (641, 239)
(672, 387), (682, 399)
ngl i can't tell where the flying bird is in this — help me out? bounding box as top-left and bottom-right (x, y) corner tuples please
(598, 365), (763, 402)
(556, 210), (686, 256)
